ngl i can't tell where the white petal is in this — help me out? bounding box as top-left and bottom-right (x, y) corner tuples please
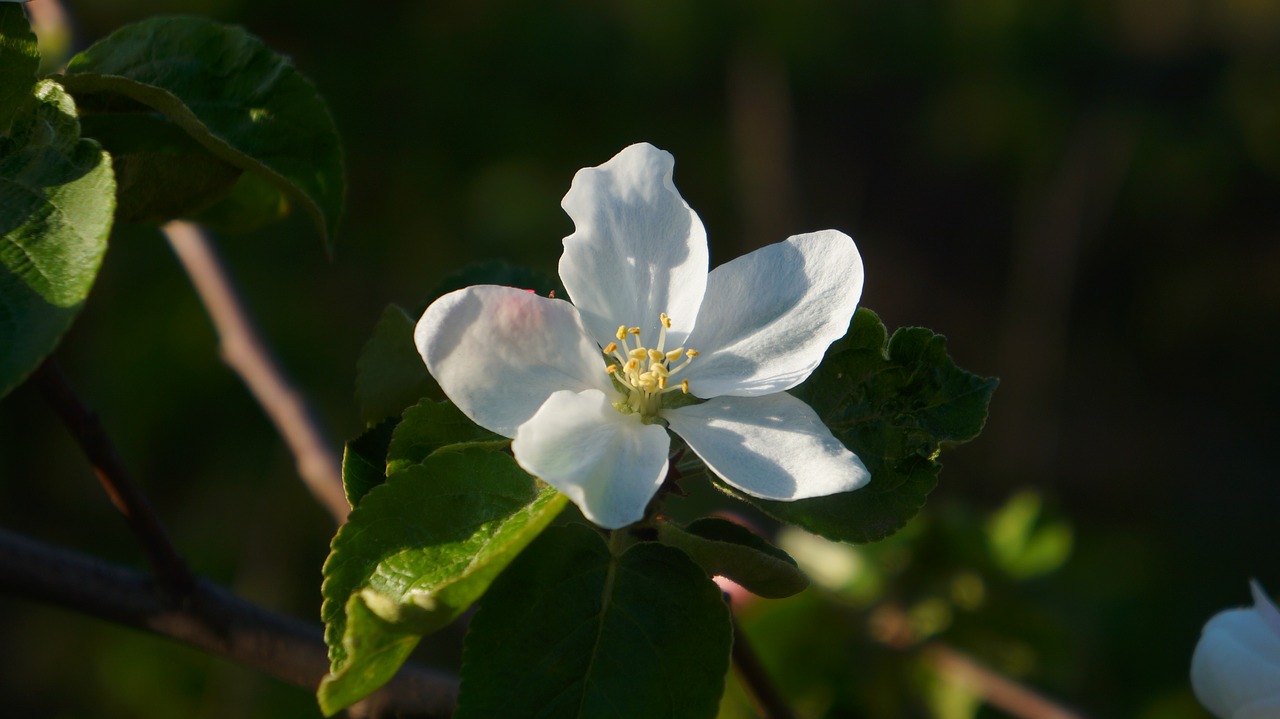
(415, 286), (614, 437)
(558, 143), (708, 348)
(665, 392), (869, 500)
(512, 389), (670, 529)
(1239, 698), (1280, 719)
(1192, 591), (1280, 719)
(681, 231), (863, 398)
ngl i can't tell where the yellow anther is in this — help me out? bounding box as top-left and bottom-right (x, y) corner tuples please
(628, 348), (648, 360)
(660, 313), (673, 329)
(665, 348), (684, 363)
(628, 327), (641, 336)
(625, 358), (640, 372)
(637, 373), (659, 390)
(603, 342), (618, 355)
(686, 349), (700, 358)
(658, 375), (668, 389)
(616, 325), (627, 341)
(648, 349), (665, 363)
(651, 364), (669, 377)
(605, 364), (619, 374)
(680, 379), (690, 394)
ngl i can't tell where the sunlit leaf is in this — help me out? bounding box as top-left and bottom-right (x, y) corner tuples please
(0, 79), (113, 397)
(384, 398), (501, 475)
(319, 447), (567, 715)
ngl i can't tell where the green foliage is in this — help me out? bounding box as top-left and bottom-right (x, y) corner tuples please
(340, 398), (499, 510)
(340, 417), (398, 510)
(77, 112), (241, 224)
(737, 308), (998, 543)
(456, 525), (732, 719)
(60, 16), (344, 247)
(656, 517), (809, 599)
(385, 398), (501, 475)
(191, 170), (289, 235)
(986, 491), (1073, 579)
(0, 4), (39, 132)
(319, 447), (567, 715)
(355, 304), (436, 426)
(0, 79), (114, 397)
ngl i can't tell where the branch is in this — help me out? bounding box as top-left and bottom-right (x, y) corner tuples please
(730, 609), (796, 719)
(32, 359), (196, 597)
(0, 527), (458, 718)
(163, 221), (349, 523)
(923, 642), (1087, 719)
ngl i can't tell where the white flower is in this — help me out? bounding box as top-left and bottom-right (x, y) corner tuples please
(1192, 581), (1280, 719)
(415, 143), (870, 529)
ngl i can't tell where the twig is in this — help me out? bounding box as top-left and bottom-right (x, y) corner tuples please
(0, 527), (458, 718)
(923, 642), (1088, 719)
(163, 220), (349, 523)
(32, 359), (196, 597)
(730, 610), (796, 719)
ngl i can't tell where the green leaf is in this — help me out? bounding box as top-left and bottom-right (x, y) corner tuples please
(319, 447), (567, 715)
(191, 170), (289, 235)
(77, 112), (241, 224)
(656, 517), (809, 599)
(355, 304), (437, 426)
(385, 398), (501, 475)
(737, 308), (998, 544)
(985, 491), (1073, 579)
(0, 79), (114, 398)
(340, 417), (399, 510)
(62, 16), (344, 247)
(457, 525), (732, 719)
(0, 4), (39, 132)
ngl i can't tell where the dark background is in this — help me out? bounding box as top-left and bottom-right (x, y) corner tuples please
(2, 0), (1277, 716)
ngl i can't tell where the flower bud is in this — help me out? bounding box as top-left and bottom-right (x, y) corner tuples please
(1191, 581), (1280, 718)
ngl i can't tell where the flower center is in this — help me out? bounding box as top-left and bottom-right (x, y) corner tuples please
(601, 312), (698, 419)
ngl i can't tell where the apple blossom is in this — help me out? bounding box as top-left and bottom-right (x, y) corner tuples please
(1192, 581), (1280, 719)
(415, 142), (870, 529)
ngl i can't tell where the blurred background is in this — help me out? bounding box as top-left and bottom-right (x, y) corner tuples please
(2, 0), (1278, 716)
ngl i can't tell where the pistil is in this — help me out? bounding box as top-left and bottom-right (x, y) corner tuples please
(601, 313), (698, 417)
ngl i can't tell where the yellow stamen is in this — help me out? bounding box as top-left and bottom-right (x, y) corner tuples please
(616, 325), (627, 341)
(648, 349), (665, 363)
(603, 342), (618, 355)
(628, 327), (641, 336)
(681, 379), (689, 394)
(628, 348), (648, 360)
(686, 349), (700, 358)
(625, 358), (640, 372)
(665, 348), (684, 363)
(651, 363), (669, 377)
(660, 313), (673, 329)
(605, 364), (619, 374)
